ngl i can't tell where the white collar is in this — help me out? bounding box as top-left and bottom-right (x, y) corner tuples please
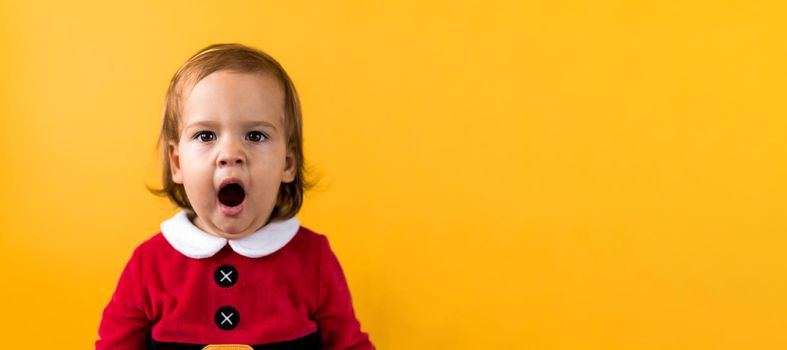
(160, 210), (301, 259)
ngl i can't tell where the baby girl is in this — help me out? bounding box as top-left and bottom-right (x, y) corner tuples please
(96, 43), (374, 350)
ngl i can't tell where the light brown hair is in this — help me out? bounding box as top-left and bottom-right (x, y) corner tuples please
(149, 43), (312, 222)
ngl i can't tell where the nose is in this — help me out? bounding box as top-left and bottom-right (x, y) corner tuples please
(216, 139), (246, 167)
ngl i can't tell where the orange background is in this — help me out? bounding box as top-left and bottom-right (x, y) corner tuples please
(1, 1), (786, 348)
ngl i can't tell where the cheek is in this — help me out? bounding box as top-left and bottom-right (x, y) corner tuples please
(178, 151), (213, 181)
(255, 152), (287, 174)
(181, 173), (215, 207)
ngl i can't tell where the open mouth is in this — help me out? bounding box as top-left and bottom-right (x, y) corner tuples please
(218, 183), (246, 207)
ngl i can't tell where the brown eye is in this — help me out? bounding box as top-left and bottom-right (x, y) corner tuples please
(246, 131), (266, 142)
(196, 131), (216, 142)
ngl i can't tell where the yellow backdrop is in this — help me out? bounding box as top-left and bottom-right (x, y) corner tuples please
(1, 1), (786, 348)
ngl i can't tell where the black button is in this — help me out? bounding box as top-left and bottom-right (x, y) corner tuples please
(214, 264), (238, 288)
(215, 306), (240, 330)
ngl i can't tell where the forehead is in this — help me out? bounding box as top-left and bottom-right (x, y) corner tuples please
(180, 70), (285, 129)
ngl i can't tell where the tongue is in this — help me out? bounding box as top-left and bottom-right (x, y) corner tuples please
(218, 184), (245, 207)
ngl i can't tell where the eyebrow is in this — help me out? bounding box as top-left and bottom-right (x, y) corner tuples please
(183, 119), (279, 131)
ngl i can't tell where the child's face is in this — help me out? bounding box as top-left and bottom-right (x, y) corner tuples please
(168, 70), (296, 239)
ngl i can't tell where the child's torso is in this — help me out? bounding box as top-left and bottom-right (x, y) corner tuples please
(138, 229), (322, 347)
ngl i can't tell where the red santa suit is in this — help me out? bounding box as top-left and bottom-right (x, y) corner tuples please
(96, 211), (374, 350)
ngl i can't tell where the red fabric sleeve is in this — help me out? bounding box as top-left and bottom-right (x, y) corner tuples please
(95, 246), (151, 350)
(313, 236), (374, 350)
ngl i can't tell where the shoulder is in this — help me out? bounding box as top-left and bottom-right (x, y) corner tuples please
(127, 232), (175, 262)
(292, 226), (346, 270)
(294, 225), (328, 243)
(287, 225), (332, 254)
(136, 232), (170, 252)
(283, 224), (348, 264)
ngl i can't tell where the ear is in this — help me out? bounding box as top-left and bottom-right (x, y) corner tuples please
(281, 146), (297, 183)
(168, 141), (184, 184)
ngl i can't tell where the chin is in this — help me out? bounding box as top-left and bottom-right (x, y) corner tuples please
(218, 225), (251, 237)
